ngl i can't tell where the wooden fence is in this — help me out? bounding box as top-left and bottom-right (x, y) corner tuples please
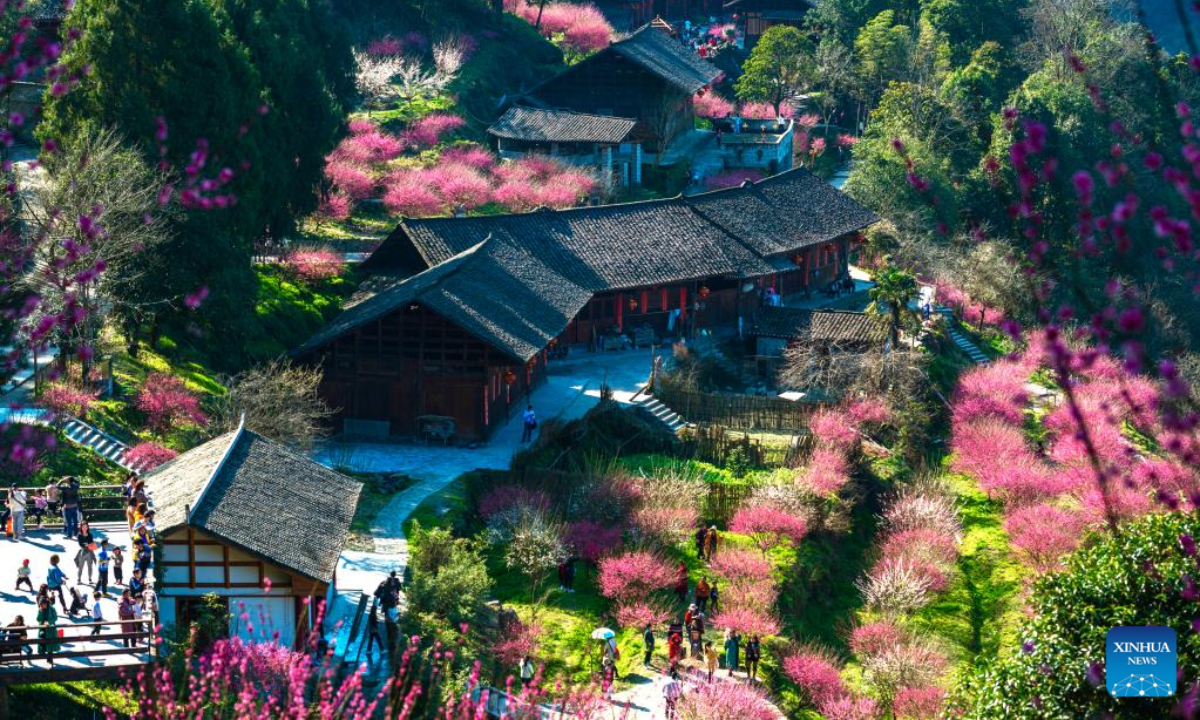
(12, 484), (128, 526)
(655, 384), (821, 432)
(680, 424), (811, 469)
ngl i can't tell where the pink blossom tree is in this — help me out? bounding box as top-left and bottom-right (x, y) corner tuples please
(596, 550), (674, 602)
(704, 169), (762, 191)
(402, 113), (465, 148)
(784, 650), (847, 709)
(615, 599), (672, 629)
(893, 686), (946, 720)
(676, 680), (779, 720)
(1003, 503), (1088, 572)
(711, 606), (781, 636)
(283, 249), (344, 282)
(564, 520), (623, 564)
(40, 382), (100, 423)
(124, 442), (179, 472)
(729, 504), (809, 554)
(804, 447), (852, 496)
(136, 374), (207, 436)
(849, 621), (908, 657)
(694, 91), (734, 119)
(709, 548), (773, 583)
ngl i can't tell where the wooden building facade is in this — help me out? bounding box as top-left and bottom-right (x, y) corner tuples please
(295, 168), (876, 442)
(145, 422), (361, 649)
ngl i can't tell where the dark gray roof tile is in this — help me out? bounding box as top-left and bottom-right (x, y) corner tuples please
(488, 107), (637, 144)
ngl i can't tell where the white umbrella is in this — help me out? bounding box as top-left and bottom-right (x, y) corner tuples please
(591, 627), (615, 641)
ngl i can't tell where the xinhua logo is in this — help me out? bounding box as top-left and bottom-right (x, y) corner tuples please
(1106, 626), (1177, 697)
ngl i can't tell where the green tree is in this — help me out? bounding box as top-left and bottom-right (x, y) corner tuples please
(854, 11), (913, 103)
(735, 25), (815, 112)
(868, 265), (918, 346)
(406, 522), (493, 633)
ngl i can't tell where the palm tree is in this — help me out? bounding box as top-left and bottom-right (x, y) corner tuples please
(868, 266), (918, 347)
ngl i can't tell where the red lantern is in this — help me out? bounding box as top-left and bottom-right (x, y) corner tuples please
(628, 297), (639, 311)
(548, 337), (558, 347)
(504, 370), (517, 386)
(698, 285), (711, 300)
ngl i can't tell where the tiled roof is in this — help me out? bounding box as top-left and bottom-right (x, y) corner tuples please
(685, 169), (878, 257)
(302, 168), (876, 362)
(751, 307), (887, 344)
(610, 26), (721, 93)
(144, 428), (361, 584)
(489, 107), (637, 144)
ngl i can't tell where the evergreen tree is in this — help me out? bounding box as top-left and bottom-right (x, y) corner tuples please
(734, 25), (815, 113)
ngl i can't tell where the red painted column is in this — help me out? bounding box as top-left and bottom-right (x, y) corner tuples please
(661, 288), (668, 309)
(483, 386), (489, 428)
(616, 293), (623, 332)
(679, 287), (687, 321)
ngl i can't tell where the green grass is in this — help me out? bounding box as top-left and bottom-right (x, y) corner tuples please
(344, 477), (396, 552)
(402, 477), (468, 539)
(911, 470), (1024, 671)
(30, 440), (126, 487)
(11, 680), (132, 719)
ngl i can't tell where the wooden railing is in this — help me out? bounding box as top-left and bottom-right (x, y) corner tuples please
(655, 384), (822, 432)
(0, 617), (156, 670)
(12, 484), (128, 525)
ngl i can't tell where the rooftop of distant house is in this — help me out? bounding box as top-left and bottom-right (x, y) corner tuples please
(488, 107), (638, 145)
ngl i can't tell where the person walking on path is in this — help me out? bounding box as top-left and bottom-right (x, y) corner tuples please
(662, 674), (682, 719)
(111, 546), (124, 586)
(689, 613), (705, 658)
(642, 623), (655, 668)
(694, 576), (711, 615)
(96, 540), (111, 595)
(519, 655), (535, 688)
(744, 634), (761, 682)
(708, 580), (719, 614)
(723, 628), (740, 678)
(118, 590), (138, 648)
(7, 484), (27, 540)
(36, 597), (59, 664)
(520, 405), (537, 443)
(15, 558), (33, 592)
(364, 599), (385, 659)
(60, 477), (81, 538)
(693, 525), (707, 558)
(125, 497), (139, 534)
(674, 562), (688, 604)
(47, 554), (68, 612)
(90, 591), (104, 636)
(703, 526), (718, 561)
(31, 490), (47, 529)
(75, 521), (97, 584)
(703, 640), (719, 683)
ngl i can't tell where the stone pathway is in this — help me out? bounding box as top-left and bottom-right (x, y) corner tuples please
(937, 307), (991, 364)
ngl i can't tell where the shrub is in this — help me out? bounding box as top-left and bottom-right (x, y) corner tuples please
(478, 485), (551, 519)
(861, 642), (948, 703)
(893, 686), (945, 720)
(493, 615), (543, 666)
(819, 695), (881, 720)
(382, 172), (445, 217)
(324, 159), (375, 200)
(40, 382), (99, 421)
(950, 361), (1030, 427)
(783, 650), (847, 709)
(596, 550), (674, 602)
(283, 249), (344, 283)
(440, 144), (496, 169)
(403, 113), (465, 148)
(711, 606), (780, 636)
(883, 489), (961, 539)
(124, 442), (178, 471)
(1003, 503), (1088, 572)
(729, 504), (808, 554)
(136, 373), (207, 435)
(953, 512), (1200, 717)
(849, 621), (907, 657)
(614, 599), (672, 629)
(564, 520), (622, 563)
(856, 559), (933, 615)
(675, 679), (779, 720)
(879, 528), (959, 568)
(805, 447), (852, 495)
(709, 549), (773, 583)
(406, 523), (492, 630)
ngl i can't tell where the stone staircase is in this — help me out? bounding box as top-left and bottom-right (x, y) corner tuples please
(62, 417), (136, 470)
(639, 395), (688, 434)
(937, 307), (990, 365)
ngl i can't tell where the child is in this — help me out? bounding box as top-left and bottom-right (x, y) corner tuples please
(68, 586), (88, 617)
(111, 546), (124, 585)
(129, 568), (144, 596)
(96, 540), (110, 595)
(90, 591), (104, 636)
(31, 490), (47, 529)
(15, 559), (32, 592)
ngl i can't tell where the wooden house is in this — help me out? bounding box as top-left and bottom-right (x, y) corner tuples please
(145, 421), (361, 649)
(527, 26), (720, 152)
(750, 307), (887, 358)
(725, 0), (813, 49)
(293, 168), (876, 442)
(488, 107), (643, 188)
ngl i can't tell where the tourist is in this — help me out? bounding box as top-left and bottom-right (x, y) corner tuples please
(117, 590), (138, 648)
(45, 480), (60, 521)
(674, 561), (688, 603)
(90, 591), (104, 636)
(745, 634), (762, 681)
(60, 477), (81, 538)
(519, 655), (535, 688)
(67, 585), (89, 617)
(5, 616), (32, 663)
(663, 673), (682, 718)
(142, 581), (158, 619)
(47, 554), (68, 612)
(129, 568), (145, 597)
(7, 484), (27, 540)
(75, 520), (97, 584)
(125, 496), (139, 534)
(36, 597), (59, 664)
(15, 558), (33, 593)
(703, 640), (719, 683)
(704, 526), (718, 560)
(96, 539), (111, 595)
(600, 655), (615, 696)
(695, 576), (711, 614)
(131, 479), (148, 507)
(693, 524), (706, 557)
(689, 613), (704, 658)
(561, 557), (576, 593)
(684, 603), (698, 628)
(642, 623), (655, 667)
(364, 597), (384, 659)
(36, 584), (49, 608)
(708, 580), (719, 614)
(520, 405), (537, 443)
(667, 622), (683, 667)
(31, 490), (47, 529)
(111, 546), (125, 585)
(723, 627), (740, 677)
(121, 471), (137, 499)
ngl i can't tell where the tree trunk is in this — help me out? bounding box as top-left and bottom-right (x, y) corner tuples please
(535, 0), (547, 28)
(890, 304), (901, 347)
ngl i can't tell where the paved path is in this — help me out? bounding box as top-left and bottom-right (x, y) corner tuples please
(318, 349), (656, 664)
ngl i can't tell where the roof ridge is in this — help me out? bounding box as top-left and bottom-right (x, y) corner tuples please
(187, 416), (244, 524)
(504, 105), (638, 122)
